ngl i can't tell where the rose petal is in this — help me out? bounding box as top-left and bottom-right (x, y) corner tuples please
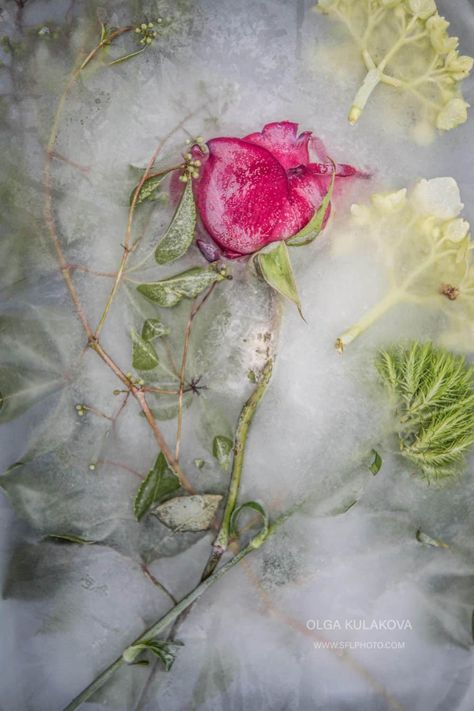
(243, 121), (312, 170)
(195, 137), (294, 255)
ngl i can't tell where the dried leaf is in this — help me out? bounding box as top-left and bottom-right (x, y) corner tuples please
(152, 494), (222, 532)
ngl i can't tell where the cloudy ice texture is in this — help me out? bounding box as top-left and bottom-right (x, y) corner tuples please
(0, 0), (474, 710)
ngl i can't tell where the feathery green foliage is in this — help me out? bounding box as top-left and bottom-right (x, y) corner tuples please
(376, 342), (474, 481)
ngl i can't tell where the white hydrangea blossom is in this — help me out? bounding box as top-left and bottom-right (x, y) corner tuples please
(316, 0), (473, 133)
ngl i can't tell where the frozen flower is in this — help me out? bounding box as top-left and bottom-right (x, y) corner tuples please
(190, 121), (361, 258)
(444, 218), (470, 243)
(406, 0), (436, 20)
(436, 98), (470, 130)
(411, 177), (463, 219)
(426, 15), (458, 54)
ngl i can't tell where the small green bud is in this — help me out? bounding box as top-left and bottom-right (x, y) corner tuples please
(141, 22), (147, 30)
(148, 22), (154, 28)
(89, 463), (96, 471)
(146, 36), (152, 45)
(135, 27), (141, 33)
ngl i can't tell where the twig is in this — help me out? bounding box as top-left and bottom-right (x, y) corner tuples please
(62, 524), (277, 711)
(141, 565), (177, 605)
(175, 284), (217, 462)
(94, 108), (205, 338)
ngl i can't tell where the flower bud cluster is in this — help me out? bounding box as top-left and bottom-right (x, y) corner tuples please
(134, 19), (162, 46)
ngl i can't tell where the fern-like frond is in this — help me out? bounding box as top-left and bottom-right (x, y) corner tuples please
(376, 342), (474, 481)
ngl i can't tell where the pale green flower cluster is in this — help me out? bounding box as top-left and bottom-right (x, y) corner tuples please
(335, 178), (473, 350)
(316, 0), (473, 132)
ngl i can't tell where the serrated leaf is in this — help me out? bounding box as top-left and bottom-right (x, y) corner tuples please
(152, 494), (222, 532)
(123, 639), (183, 671)
(131, 173), (167, 206)
(155, 180), (196, 264)
(134, 453), (180, 521)
(212, 434), (233, 471)
(137, 266), (226, 308)
(369, 449), (382, 475)
(286, 169), (335, 247)
(132, 330), (159, 370)
(141, 318), (170, 342)
(255, 241), (303, 317)
(230, 501), (269, 539)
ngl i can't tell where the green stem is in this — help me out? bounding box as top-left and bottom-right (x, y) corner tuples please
(62, 534), (269, 711)
(202, 358), (274, 579)
(348, 68), (382, 124)
(335, 289), (403, 351)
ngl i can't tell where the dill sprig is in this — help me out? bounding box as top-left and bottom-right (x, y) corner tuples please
(376, 342), (474, 481)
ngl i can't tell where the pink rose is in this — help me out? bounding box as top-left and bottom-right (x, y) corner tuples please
(189, 121), (362, 259)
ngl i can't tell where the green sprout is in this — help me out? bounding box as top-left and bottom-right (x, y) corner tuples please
(376, 342), (474, 481)
(335, 178), (473, 351)
(316, 0), (473, 133)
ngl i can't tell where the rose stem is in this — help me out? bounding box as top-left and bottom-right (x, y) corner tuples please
(202, 357), (274, 579)
(62, 519), (283, 711)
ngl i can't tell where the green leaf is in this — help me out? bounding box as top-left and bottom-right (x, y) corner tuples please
(137, 266), (227, 308)
(123, 639), (183, 671)
(369, 449), (382, 475)
(134, 452), (180, 521)
(131, 173), (167, 206)
(132, 330), (159, 370)
(141, 318), (170, 341)
(155, 180), (196, 264)
(45, 533), (95, 545)
(152, 494), (222, 532)
(230, 501), (269, 539)
(255, 241), (303, 317)
(212, 434), (233, 471)
(286, 168), (335, 247)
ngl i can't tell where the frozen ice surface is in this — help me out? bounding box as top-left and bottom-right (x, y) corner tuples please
(0, 1), (474, 710)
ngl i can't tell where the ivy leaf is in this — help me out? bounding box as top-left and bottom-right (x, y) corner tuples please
(155, 180), (196, 264)
(123, 639), (183, 671)
(137, 266), (227, 308)
(141, 318), (170, 342)
(255, 241), (303, 317)
(369, 449), (382, 475)
(131, 173), (168, 206)
(132, 330), (159, 370)
(152, 494), (222, 532)
(133, 453), (180, 521)
(230, 501), (269, 539)
(286, 169), (335, 247)
(212, 434), (233, 471)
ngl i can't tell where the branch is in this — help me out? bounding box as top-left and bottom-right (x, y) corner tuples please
(62, 524), (276, 711)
